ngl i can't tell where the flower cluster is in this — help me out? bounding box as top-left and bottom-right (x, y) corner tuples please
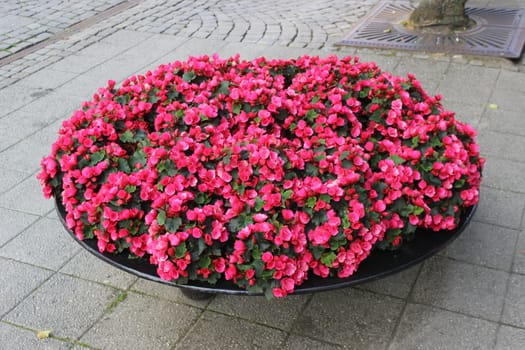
(38, 55), (483, 297)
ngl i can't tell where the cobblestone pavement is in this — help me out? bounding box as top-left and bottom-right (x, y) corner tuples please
(1, 0), (525, 349)
(0, 0), (126, 59)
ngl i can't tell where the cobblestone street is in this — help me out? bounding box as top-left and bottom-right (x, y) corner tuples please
(1, 0), (525, 349)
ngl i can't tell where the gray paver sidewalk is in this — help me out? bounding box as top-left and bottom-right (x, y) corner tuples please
(1, 0), (525, 349)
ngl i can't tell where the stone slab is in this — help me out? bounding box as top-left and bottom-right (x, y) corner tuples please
(80, 292), (201, 349)
(412, 256), (508, 321)
(293, 288), (404, 348)
(5, 273), (118, 339)
(208, 293), (309, 332)
(0, 217), (79, 270)
(176, 311), (287, 350)
(0, 258), (53, 318)
(390, 303), (498, 350)
(60, 250), (137, 290)
(442, 220), (518, 271)
(0, 321), (68, 350)
(502, 274), (525, 329)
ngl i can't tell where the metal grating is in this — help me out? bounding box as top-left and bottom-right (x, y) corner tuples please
(337, 1), (525, 58)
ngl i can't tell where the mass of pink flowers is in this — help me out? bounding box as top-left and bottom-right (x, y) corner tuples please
(38, 55), (483, 297)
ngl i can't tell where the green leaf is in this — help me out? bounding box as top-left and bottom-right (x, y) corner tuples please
(175, 243), (187, 258)
(130, 149), (147, 167)
(182, 70), (196, 82)
(390, 155), (406, 165)
(254, 197), (265, 212)
(413, 206), (425, 215)
(90, 150), (105, 165)
(320, 252), (337, 267)
(339, 151), (350, 160)
(281, 190), (293, 202)
(306, 196), (317, 209)
(165, 217), (182, 232)
(148, 89), (160, 103)
(195, 192), (209, 205)
(341, 159), (353, 169)
(119, 130), (134, 143)
(199, 255), (211, 268)
(157, 210), (166, 225)
(217, 80), (230, 95)
(233, 104), (241, 115)
(117, 158), (131, 173)
(311, 95), (321, 104)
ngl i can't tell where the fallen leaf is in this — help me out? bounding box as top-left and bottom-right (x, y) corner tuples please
(383, 28), (392, 33)
(36, 330), (51, 340)
(488, 103), (498, 110)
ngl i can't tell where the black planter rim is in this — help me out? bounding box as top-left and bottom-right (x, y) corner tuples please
(54, 195), (477, 296)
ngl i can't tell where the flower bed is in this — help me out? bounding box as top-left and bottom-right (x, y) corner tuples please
(38, 55), (483, 298)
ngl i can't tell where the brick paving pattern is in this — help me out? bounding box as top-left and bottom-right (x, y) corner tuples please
(1, 0), (525, 349)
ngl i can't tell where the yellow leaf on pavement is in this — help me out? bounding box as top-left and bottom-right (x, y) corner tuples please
(36, 330), (51, 339)
(488, 103), (498, 110)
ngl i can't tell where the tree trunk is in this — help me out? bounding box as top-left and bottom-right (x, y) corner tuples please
(409, 0), (471, 28)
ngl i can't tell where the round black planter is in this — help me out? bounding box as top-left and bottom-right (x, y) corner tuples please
(55, 195), (476, 299)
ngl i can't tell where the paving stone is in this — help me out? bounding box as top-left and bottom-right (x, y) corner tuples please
(54, 75), (112, 100)
(119, 34), (189, 61)
(176, 311), (287, 350)
(440, 100), (485, 127)
(474, 187), (525, 230)
(437, 64), (499, 105)
(293, 288), (403, 348)
(0, 322), (68, 350)
(356, 264), (421, 299)
(0, 167), (30, 195)
(260, 45), (318, 59)
(0, 175), (54, 215)
(19, 90), (85, 122)
(442, 221), (518, 271)
(5, 273), (118, 339)
(495, 70), (525, 93)
(0, 258), (53, 317)
(130, 278), (212, 309)
(98, 29), (154, 49)
(0, 217), (79, 270)
(168, 38), (227, 60)
(483, 157), (525, 194)
(394, 57), (449, 94)
(48, 54), (109, 74)
(16, 68), (78, 90)
(0, 118), (62, 174)
(412, 256), (508, 321)
(283, 334), (342, 350)
(502, 274), (525, 328)
(80, 292), (200, 349)
(60, 250), (137, 290)
(477, 131), (525, 163)
(0, 110), (54, 152)
(0, 82), (52, 113)
(479, 109), (525, 138)
(0, 207), (38, 248)
(207, 293), (309, 331)
(495, 325), (525, 350)
(490, 88), (525, 113)
(76, 41), (128, 59)
(353, 51), (400, 73)
(513, 229), (525, 275)
(79, 57), (140, 84)
(389, 303), (498, 350)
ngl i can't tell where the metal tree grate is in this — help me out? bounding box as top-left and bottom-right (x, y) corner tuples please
(337, 1), (525, 58)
